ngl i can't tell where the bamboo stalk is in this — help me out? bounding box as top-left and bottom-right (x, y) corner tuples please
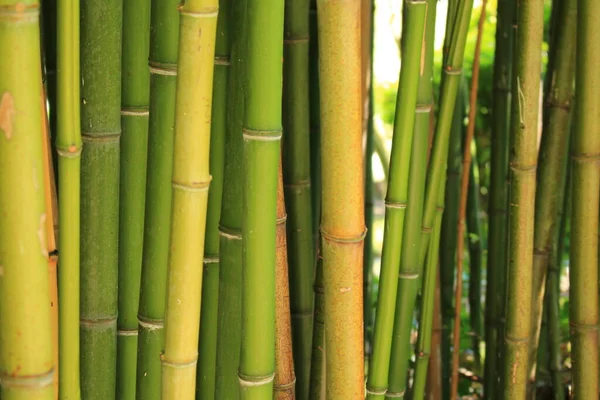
(160, 1), (218, 397)
(0, 2), (54, 398)
(317, 1), (365, 397)
(214, 0), (247, 396)
(500, 0), (544, 396)
(116, 0), (150, 397)
(275, 163), (297, 400)
(79, 0), (122, 396)
(379, 1), (431, 398)
(483, 0), (516, 395)
(527, 0), (576, 392)
(41, 0), (57, 178)
(308, 249), (325, 400)
(282, 0), (314, 395)
(308, 0), (320, 251)
(569, 0), (600, 396)
(135, 0), (179, 397)
(238, 0), (284, 396)
(425, 270), (444, 400)
(196, 0), (231, 397)
(450, 4), (486, 396)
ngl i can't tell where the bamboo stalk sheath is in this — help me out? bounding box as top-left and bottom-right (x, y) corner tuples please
(116, 0), (150, 397)
(317, 1), (365, 398)
(0, 2), (54, 399)
(79, 0), (122, 396)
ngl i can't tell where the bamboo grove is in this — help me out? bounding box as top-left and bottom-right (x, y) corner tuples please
(2, 0), (600, 398)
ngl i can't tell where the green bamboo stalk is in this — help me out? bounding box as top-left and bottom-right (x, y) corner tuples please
(379, 1), (432, 398)
(308, 0), (320, 249)
(116, 0), (150, 397)
(282, 0), (314, 395)
(79, 0), (122, 396)
(569, 0), (600, 396)
(412, 183), (445, 400)
(160, 1), (217, 397)
(41, 0), (58, 179)
(527, 0), (576, 391)
(56, 0), (82, 396)
(196, 0), (231, 397)
(500, 0), (544, 396)
(214, 0), (247, 396)
(238, 0), (284, 396)
(483, 0), (516, 396)
(466, 142), (484, 373)
(134, 0), (179, 397)
(0, 3), (54, 399)
(317, 1), (365, 397)
(308, 249), (325, 400)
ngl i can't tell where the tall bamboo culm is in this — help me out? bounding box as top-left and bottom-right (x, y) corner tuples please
(372, 1), (428, 398)
(196, 0), (231, 397)
(317, 1), (365, 397)
(79, 0), (122, 396)
(527, 0), (576, 392)
(135, 0), (179, 397)
(282, 0), (314, 396)
(214, 0), (247, 396)
(500, 0), (543, 396)
(116, 0), (150, 397)
(56, 0), (82, 396)
(238, 0), (284, 396)
(0, 3), (53, 398)
(160, 0), (217, 397)
(569, 0), (600, 397)
(484, 0), (515, 395)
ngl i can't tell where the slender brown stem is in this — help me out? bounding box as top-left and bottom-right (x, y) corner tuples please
(450, 1), (487, 397)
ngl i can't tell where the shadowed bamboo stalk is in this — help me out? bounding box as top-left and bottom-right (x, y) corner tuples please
(135, 0), (179, 397)
(116, 0), (150, 396)
(79, 0), (122, 396)
(308, 249), (325, 400)
(308, 0), (320, 248)
(275, 163), (297, 400)
(527, 0), (576, 392)
(484, 0), (515, 395)
(366, 2), (427, 399)
(238, 0), (284, 396)
(500, 0), (544, 396)
(282, 0), (314, 395)
(450, 3), (486, 396)
(569, 0), (600, 397)
(425, 270), (444, 400)
(0, 2), (54, 398)
(160, 1), (218, 397)
(317, 1), (365, 397)
(196, 0), (231, 397)
(214, 0), (247, 396)
(55, 0), (82, 396)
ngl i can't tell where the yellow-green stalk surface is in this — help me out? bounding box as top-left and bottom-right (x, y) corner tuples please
(0, 3), (53, 399)
(161, 0), (217, 398)
(317, 1), (365, 397)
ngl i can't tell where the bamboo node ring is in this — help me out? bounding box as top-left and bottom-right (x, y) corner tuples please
(385, 389), (406, 398)
(242, 127), (283, 142)
(569, 321), (599, 332)
(178, 7), (218, 18)
(504, 334), (529, 344)
(172, 177), (212, 193)
(218, 224), (242, 240)
(291, 310), (314, 318)
(276, 215), (288, 225)
(0, 368), (54, 389)
(117, 329), (138, 337)
(385, 201), (407, 209)
(365, 385), (387, 396)
(121, 107), (149, 117)
(415, 104), (432, 113)
(284, 37), (310, 44)
(81, 131), (121, 142)
(238, 372), (275, 387)
(149, 61), (178, 76)
(214, 55), (231, 66)
(320, 227), (367, 244)
(509, 162), (537, 172)
(79, 316), (117, 328)
(56, 145), (83, 158)
(571, 152), (600, 163)
(161, 357), (198, 369)
(399, 272), (419, 279)
(0, 3), (39, 21)
(274, 376), (296, 391)
(203, 256), (219, 264)
(137, 316), (164, 331)
(284, 179), (311, 189)
(444, 67), (463, 76)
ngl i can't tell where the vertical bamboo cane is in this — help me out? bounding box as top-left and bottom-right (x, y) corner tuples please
(317, 1), (365, 397)
(196, 0), (231, 397)
(282, 0), (314, 395)
(569, 0), (600, 397)
(79, 0), (122, 397)
(135, 0), (179, 397)
(308, 0), (321, 246)
(160, 1), (217, 398)
(116, 0), (150, 397)
(308, 252), (325, 400)
(0, 2), (54, 398)
(500, 0), (544, 396)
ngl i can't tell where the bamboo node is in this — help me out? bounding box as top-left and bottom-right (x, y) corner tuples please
(242, 127), (282, 142)
(569, 321), (599, 332)
(178, 6), (218, 18)
(421, 226), (433, 233)
(218, 224), (242, 240)
(117, 329), (138, 337)
(320, 227), (367, 244)
(0, 368), (54, 389)
(571, 152), (600, 164)
(399, 272), (419, 280)
(203, 256), (219, 264)
(81, 131), (121, 142)
(365, 385), (387, 396)
(406, 0), (427, 4)
(276, 215), (288, 225)
(0, 3), (39, 21)
(444, 66), (463, 76)
(509, 162), (537, 172)
(121, 107), (149, 117)
(504, 334), (529, 344)
(148, 61), (177, 76)
(385, 201), (407, 209)
(274, 376), (296, 391)
(80, 316), (117, 329)
(291, 310), (314, 318)
(214, 56), (231, 66)
(284, 179), (311, 189)
(284, 37), (310, 44)
(56, 144), (83, 158)
(172, 177), (211, 193)
(415, 104), (432, 113)
(138, 316), (164, 331)
(238, 372), (275, 388)
(162, 357), (198, 369)
(385, 389), (406, 398)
